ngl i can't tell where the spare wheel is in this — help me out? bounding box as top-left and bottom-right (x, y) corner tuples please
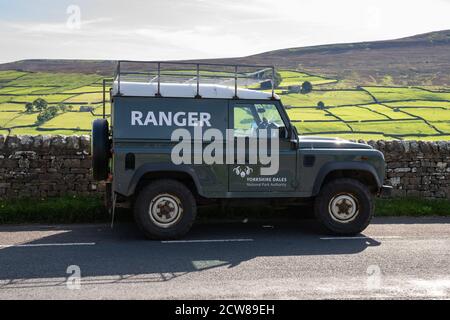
(91, 118), (111, 180)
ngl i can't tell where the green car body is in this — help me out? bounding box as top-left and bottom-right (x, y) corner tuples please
(111, 96), (386, 199)
(91, 61), (390, 239)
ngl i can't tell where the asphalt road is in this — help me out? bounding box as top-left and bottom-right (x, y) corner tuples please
(0, 217), (449, 299)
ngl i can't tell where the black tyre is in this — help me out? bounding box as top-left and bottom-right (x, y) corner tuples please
(134, 179), (197, 240)
(314, 178), (374, 235)
(91, 118), (110, 180)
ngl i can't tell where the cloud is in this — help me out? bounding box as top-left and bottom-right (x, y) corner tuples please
(2, 17), (113, 35)
(1, 0), (450, 63)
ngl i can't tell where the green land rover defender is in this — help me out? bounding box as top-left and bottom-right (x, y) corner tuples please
(92, 61), (391, 239)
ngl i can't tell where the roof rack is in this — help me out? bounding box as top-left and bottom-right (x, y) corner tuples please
(102, 78), (113, 119)
(113, 60), (276, 99)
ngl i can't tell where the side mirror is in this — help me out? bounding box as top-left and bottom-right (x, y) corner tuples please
(290, 126), (299, 148)
(278, 126), (288, 139)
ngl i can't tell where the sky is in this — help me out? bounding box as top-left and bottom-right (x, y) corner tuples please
(1, 0), (450, 63)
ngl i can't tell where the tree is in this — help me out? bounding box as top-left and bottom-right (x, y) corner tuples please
(58, 103), (68, 112)
(47, 105), (58, 116)
(32, 98), (48, 112)
(317, 101), (325, 109)
(35, 105), (58, 124)
(301, 81), (313, 94)
(36, 113), (46, 124)
(25, 102), (34, 113)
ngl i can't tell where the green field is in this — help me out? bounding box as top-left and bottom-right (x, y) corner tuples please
(40, 112), (105, 131)
(8, 94), (76, 104)
(0, 69), (449, 140)
(0, 70), (28, 83)
(0, 103), (25, 111)
(62, 86), (104, 94)
(359, 104), (414, 120)
(278, 70), (337, 87)
(349, 120), (439, 136)
(281, 90), (374, 107)
(6, 72), (102, 90)
(294, 121), (350, 134)
(363, 86), (450, 102)
(286, 108), (333, 121)
(0, 86), (56, 94)
(385, 100), (450, 108)
(327, 106), (388, 121)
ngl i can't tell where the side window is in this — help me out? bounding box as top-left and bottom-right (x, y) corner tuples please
(255, 104), (285, 128)
(232, 103), (285, 137)
(233, 105), (258, 137)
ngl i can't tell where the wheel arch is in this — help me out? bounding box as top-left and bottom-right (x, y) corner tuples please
(312, 162), (382, 196)
(128, 163), (203, 198)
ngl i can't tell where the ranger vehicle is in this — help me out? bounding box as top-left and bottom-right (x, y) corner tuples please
(92, 61), (391, 239)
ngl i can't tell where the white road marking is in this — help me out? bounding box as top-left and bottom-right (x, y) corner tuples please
(320, 236), (401, 240)
(161, 239), (254, 243)
(0, 242), (96, 248)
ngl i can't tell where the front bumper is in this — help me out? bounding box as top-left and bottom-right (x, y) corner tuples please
(379, 185), (393, 197)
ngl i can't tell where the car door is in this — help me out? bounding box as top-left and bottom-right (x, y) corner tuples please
(228, 101), (297, 192)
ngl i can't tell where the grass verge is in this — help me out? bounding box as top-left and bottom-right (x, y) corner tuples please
(0, 196), (448, 224)
(375, 197), (450, 217)
(0, 196), (107, 224)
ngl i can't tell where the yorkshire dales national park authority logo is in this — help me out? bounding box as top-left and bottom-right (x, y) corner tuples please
(233, 165), (254, 178)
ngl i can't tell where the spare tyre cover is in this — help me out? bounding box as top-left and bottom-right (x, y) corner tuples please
(92, 118), (110, 180)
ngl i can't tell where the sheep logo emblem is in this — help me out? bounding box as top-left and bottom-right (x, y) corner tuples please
(233, 166), (253, 178)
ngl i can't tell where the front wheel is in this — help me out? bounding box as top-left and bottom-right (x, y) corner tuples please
(134, 179), (197, 240)
(314, 178), (374, 235)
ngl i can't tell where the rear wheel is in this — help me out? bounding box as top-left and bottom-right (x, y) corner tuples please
(314, 178), (374, 235)
(134, 179), (197, 240)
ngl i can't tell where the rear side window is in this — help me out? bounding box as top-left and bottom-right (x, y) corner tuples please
(234, 106), (257, 137)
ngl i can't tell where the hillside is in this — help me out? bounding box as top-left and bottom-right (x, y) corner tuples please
(1, 68), (449, 141)
(1, 30), (450, 86)
(207, 30), (450, 86)
(0, 30), (449, 140)
(0, 60), (116, 76)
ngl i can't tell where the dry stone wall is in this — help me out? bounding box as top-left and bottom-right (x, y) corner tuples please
(0, 135), (103, 199)
(365, 140), (449, 198)
(0, 135), (448, 200)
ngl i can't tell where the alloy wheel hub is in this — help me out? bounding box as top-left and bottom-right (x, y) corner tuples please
(328, 193), (359, 223)
(149, 194), (183, 228)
